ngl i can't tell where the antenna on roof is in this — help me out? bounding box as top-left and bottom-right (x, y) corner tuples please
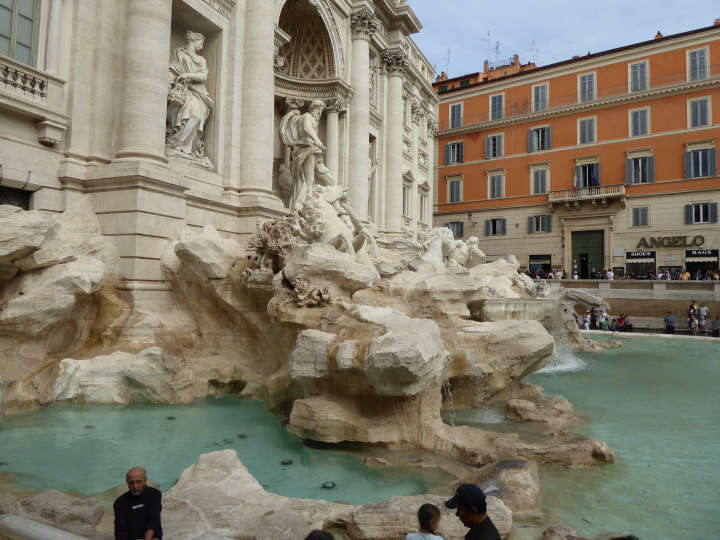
(481, 31), (492, 64)
(445, 48), (451, 75)
(493, 40), (501, 64)
(526, 39), (540, 65)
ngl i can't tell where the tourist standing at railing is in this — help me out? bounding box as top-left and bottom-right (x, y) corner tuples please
(590, 307), (597, 330)
(689, 314), (699, 336)
(711, 316), (720, 337)
(664, 311), (676, 334)
(680, 269), (691, 280)
(606, 268), (615, 280)
(699, 303), (709, 320)
(582, 311), (591, 330)
(688, 302), (697, 318)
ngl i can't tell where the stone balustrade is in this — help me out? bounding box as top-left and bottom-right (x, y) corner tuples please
(0, 57), (49, 101)
(549, 183), (626, 203)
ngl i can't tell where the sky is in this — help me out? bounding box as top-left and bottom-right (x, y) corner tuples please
(410, 1), (720, 78)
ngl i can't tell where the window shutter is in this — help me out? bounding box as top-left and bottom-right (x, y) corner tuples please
(445, 144), (451, 165)
(500, 219), (506, 235)
(528, 216), (534, 233)
(485, 137), (491, 159)
(498, 135), (503, 157)
(690, 52), (697, 80)
(593, 163), (600, 185)
(683, 151), (691, 178)
(625, 159), (633, 185)
(700, 100), (708, 126)
(458, 142), (464, 163)
(642, 110), (648, 134)
(698, 49), (707, 79)
(545, 126), (552, 149)
(632, 111), (639, 136)
(528, 130), (534, 153)
(574, 165), (581, 189)
(709, 148), (718, 177)
(648, 156), (656, 183)
(545, 215), (552, 232)
(685, 204), (693, 224)
(458, 222), (464, 238)
(485, 219), (491, 236)
(710, 203), (718, 223)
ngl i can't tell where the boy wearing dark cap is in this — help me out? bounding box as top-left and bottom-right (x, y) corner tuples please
(445, 484), (501, 540)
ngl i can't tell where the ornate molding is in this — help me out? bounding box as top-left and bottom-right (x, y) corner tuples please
(383, 49), (409, 75)
(351, 8), (379, 40)
(410, 101), (423, 123)
(274, 74), (354, 102)
(325, 97), (349, 114)
(200, 0), (235, 18)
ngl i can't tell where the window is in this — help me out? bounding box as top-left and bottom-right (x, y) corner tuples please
(688, 98), (709, 128)
(688, 48), (708, 81)
(490, 94), (504, 120)
(484, 218), (506, 236)
(532, 168), (548, 194)
(444, 142), (464, 164)
(485, 134), (503, 158)
(685, 202), (718, 224)
(578, 117), (596, 144)
(488, 173), (504, 199)
(630, 108), (649, 137)
(625, 156), (655, 184)
(450, 103), (463, 128)
(684, 148), (717, 178)
(533, 83), (548, 111)
(438, 85), (448, 92)
(419, 190), (428, 224)
(448, 178), (462, 203)
(579, 73), (595, 102)
(528, 215), (552, 233)
(0, 0), (37, 65)
(460, 80), (470, 87)
(402, 184), (411, 216)
(528, 126), (551, 152)
(632, 207), (649, 227)
(629, 61), (648, 92)
(446, 221), (464, 238)
(574, 162), (600, 188)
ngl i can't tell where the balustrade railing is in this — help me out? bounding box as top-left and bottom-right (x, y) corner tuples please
(0, 56), (48, 101)
(549, 183), (625, 202)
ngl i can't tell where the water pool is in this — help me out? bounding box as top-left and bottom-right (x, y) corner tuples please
(528, 335), (720, 540)
(0, 397), (448, 504)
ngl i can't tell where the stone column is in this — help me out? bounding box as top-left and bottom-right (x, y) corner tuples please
(115, 0), (171, 163)
(383, 50), (407, 235)
(325, 98), (346, 181)
(347, 8), (378, 219)
(236, 0), (282, 208)
(44, 0), (63, 74)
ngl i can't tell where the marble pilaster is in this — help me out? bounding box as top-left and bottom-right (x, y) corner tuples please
(325, 98), (347, 181)
(115, 0), (172, 163)
(383, 50), (408, 235)
(44, 0), (63, 74)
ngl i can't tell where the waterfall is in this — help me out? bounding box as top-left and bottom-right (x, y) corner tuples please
(442, 377), (456, 427)
(538, 308), (587, 374)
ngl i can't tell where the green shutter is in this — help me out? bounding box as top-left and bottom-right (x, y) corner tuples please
(545, 126), (552, 149)
(683, 151), (692, 178)
(458, 142), (464, 163)
(545, 215), (552, 232)
(444, 144), (450, 165)
(574, 165), (581, 189)
(648, 156), (655, 183)
(528, 216), (534, 233)
(710, 203), (718, 223)
(708, 148), (717, 177)
(484, 219), (491, 236)
(527, 130), (534, 153)
(684, 204), (693, 224)
(485, 137), (491, 159)
(625, 159), (633, 185)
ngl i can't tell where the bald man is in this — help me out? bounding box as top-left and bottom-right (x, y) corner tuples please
(113, 467), (162, 540)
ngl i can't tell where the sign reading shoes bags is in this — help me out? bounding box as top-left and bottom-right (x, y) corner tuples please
(685, 249), (719, 262)
(636, 236), (704, 249)
(626, 250), (656, 261)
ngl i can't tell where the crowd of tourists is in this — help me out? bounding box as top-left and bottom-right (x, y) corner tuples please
(524, 267), (720, 280)
(576, 307), (634, 332)
(664, 301), (720, 337)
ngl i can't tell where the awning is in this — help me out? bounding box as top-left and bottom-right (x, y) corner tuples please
(685, 256), (718, 262)
(626, 258), (655, 264)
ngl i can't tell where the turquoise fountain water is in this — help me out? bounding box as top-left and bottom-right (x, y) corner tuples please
(0, 397), (447, 504)
(527, 335), (720, 540)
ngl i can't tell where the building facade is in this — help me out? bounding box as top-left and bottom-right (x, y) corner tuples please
(434, 22), (720, 278)
(0, 0), (436, 307)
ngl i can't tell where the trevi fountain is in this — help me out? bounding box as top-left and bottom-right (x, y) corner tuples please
(0, 1), (717, 540)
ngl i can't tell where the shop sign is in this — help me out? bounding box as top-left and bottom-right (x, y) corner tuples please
(626, 251), (655, 260)
(685, 249), (718, 257)
(636, 235), (704, 249)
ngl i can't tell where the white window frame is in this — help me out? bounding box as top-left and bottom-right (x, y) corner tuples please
(530, 124), (550, 152)
(530, 215), (550, 233)
(487, 217), (505, 236)
(691, 202), (711, 224)
(628, 60), (649, 93)
(687, 148), (713, 179)
(628, 106), (650, 137)
(449, 101), (463, 129)
(629, 155), (652, 184)
(487, 132), (504, 159)
(446, 175), (463, 203)
(489, 92), (505, 120)
(402, 182), (412, 217)
(577, 71), (596, 103)
(687, 96), (711, 129)
(529, 163), (550, 194)
(577, 116), (597, 145)
(631, 206), (650, 228)
(686, 46), (709, 82)
(446, 140), (464, 165)
(532, 83), (549, 112)
(487, 170), (505, 200)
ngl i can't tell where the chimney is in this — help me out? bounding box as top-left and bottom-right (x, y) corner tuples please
(513, 54), (519, 66)
(714, 18), (720, 26)
(655, 31), (663, 39)
(483, 60), (489, 73)
(572, 55), (580, 59)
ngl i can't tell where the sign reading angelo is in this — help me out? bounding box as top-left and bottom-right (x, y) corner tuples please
(636, 235), (705, 249)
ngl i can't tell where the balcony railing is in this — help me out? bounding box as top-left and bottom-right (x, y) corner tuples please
(549, 183), (625, 203)
(1, 57), (48, 101)
(439, 64), (720, 131)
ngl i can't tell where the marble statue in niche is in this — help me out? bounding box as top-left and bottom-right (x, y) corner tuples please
(167, 30), (214, 168)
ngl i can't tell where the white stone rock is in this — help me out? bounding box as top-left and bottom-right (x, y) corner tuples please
(0, 515), (89, 540)
(0, 206), (57, 264)
(0, 293), (77, 335)
(175, 225), (243, 279)
(19, 489), (103, 538)
(14, 242), (76, 271)
(290, 329), (337, 382)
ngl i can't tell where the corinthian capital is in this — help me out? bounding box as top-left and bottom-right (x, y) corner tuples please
(326, 97), (349, 114)
(383, 49), (408, 75)
(351, 8), (379, 40)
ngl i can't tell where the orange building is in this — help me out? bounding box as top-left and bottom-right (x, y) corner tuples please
(434, 21), (720, 278)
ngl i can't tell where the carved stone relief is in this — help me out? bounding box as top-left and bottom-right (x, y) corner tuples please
(350, 7), (378, 40)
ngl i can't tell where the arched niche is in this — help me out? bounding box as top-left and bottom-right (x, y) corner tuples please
(276, 0), (343, 80)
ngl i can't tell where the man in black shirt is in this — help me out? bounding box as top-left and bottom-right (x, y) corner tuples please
(445, 484), (501, 540)
(113, 467), (162, 540)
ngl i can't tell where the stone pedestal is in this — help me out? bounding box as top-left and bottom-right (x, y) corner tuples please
(115, 0), (172, 163)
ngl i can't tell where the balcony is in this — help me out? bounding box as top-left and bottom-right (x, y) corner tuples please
(438, 64), (720, 132)
(548, 184), (626, 208)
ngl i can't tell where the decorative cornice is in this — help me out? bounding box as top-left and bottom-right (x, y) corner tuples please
(351, 8), (379, 40)
(274, 75), (353, 102)
(438, 76), (720, 137)
(325, 97), (349, 114)
(200, 0), (235, 18)
(382, 49), (409, 75)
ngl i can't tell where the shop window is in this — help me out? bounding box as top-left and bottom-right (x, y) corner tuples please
(0, 0), (37, 66)
(445, 221), (464, 238)
(625, 156), (655, 184)
(485, 134), (503, 158)
(684, 148), (717, 179)
(632, 207), (649, 227)
(685, 202), (718, 224)
(444, 142), (464, 164)
(484, 218), (506, 236)
(528, 215), (552, 233)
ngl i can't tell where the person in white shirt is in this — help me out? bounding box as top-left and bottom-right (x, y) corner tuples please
(405, 503), (444, 540)
(606, 269), (615, 280)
